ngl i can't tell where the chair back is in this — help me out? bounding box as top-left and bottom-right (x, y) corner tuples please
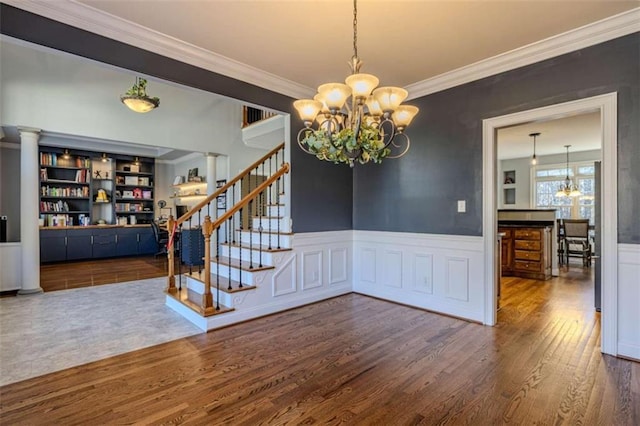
(151, 220), (160, 241)
(563, 219), (589, 239)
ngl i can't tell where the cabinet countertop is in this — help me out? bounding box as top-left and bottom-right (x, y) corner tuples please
(40, 224), (151, 230)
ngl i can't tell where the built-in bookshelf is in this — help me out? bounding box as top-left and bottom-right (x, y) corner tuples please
(114, 158), (155, 225)
(40, 151), (92, 227)
(39, 147), (155, 227)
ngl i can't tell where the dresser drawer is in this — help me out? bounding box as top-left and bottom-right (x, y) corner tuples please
(514, 240), (541, 251)
(514, 261), (542, 272)
(515, 250), (541, 261)
(514, 229), (541, 240)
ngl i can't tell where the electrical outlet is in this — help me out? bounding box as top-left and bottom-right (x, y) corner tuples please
(457, 200), (466, 213)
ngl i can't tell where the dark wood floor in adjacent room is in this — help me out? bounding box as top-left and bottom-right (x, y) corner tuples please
(1, 265), (638, 424)
(39, 255), (171, 291)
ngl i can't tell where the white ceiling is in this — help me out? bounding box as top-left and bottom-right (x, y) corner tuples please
(497, 112), (601, 160)
(76, 0), (638, 90)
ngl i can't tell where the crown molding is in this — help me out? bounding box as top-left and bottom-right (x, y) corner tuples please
(406, 8), (640, 100)
(2, 0), (315, 100)
(4, 2), (637, 102)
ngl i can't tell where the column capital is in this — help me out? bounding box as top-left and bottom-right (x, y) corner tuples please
(204, 152), (219, 158)
(17, 127), (42, 137)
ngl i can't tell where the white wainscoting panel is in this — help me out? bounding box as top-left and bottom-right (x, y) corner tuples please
(354, 230), (484, 322)
(329, 247), (348, 285)
(617, 244), (640, 360)
(360, 248), (377, 284)
(413, 253), (434, 294)
(383, 250), (403, 289)
(302, 250), (322, 290)
(445, 257), (469, 302)
(272, 254), (297, 297)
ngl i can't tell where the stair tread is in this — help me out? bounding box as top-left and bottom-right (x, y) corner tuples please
(252, 216), (284, 219)
(221, 242), (291, 253)
(212, 256), (275, 272)
(185, 270), (257, 293)
(236, 229), (294, 236)
(167, 288), (234, 317)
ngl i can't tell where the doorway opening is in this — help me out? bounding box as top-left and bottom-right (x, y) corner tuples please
(483, 93), (618, 356)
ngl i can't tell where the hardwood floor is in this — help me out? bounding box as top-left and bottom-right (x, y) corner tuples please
(39, 256), (179, 292)
(1, 268), (637, 424)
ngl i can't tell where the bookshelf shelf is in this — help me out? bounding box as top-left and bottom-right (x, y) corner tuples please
(41, 196), (90, 200)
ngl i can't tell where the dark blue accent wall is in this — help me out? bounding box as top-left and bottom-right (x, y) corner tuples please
(353, 33), (640, 244)
(0, 4), (353, 233)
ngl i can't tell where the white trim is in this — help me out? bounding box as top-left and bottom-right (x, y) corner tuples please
(406, 8), (640, 100)
(3, 0), (315, 100)
(483, 93), (618, 355)
(618, 243), (640, 360)
(4, 1), (637, 101)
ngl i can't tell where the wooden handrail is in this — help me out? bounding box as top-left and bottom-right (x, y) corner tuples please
(210, 162), (289, 231)
(174, 142), (284, 226)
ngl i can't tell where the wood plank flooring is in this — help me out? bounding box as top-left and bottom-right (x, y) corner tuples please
(1, 268), (638, 424)
(39, 256), (177, 292)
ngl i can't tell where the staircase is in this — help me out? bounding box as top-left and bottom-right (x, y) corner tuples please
(164, 143), (291, 329)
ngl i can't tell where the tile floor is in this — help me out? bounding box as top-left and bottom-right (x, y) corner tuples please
(0, 277), (201, 386)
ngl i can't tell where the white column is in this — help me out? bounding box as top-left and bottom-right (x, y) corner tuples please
(18, 127), (43, 294)
(206, 153), (218, 196)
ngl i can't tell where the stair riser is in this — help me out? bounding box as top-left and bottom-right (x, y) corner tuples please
(239, 231), (292, 248)
(186, 277), (234, 306)
(209, 262), (258, 285)
(221, 246), (274, 265)
(266, 205), (285, 217)
(251, 217), (291, 233)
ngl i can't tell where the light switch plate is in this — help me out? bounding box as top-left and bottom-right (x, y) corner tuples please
(457, 200), (466, 213)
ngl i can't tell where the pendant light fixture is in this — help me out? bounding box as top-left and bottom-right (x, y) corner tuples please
(101, 153), (109, 163)
(120, 77), (160, 113)
(62, 149), (70, 159)
(293, 0), (419, 167)
(529, 132), (539, 165)
(555, 145), (581, 197)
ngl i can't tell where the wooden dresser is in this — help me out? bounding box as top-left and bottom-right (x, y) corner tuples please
(499, 225), (552, 280)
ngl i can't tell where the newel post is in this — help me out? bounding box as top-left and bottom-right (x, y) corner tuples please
(201, 215), (215, 314)
(165, 216), (177, 295)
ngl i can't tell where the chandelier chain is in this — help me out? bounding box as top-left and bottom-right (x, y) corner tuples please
(353, 0), (358, 59)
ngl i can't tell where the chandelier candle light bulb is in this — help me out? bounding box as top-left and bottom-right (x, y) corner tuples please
(294, 0), (418, 167)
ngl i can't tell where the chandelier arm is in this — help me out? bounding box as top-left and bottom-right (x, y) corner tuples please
(296, 128), (315, 155)
(379, 117), (397, 150)
(386, 133), (410, 159)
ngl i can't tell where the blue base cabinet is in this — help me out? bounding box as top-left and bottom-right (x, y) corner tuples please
(66, 229), (93, 260)
(40, 225), (157, 263)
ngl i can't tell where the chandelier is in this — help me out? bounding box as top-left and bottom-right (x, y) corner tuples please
(120, 77), (160, 113)
(293, 0), (419, 167)
(556, 144), (581, 197)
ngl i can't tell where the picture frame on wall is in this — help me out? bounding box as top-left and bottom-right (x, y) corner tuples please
(217, 194), (226, 210)
(188, 168), (198, 182)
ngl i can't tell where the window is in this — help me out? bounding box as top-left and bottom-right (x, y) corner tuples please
(534, 162), (596, 223)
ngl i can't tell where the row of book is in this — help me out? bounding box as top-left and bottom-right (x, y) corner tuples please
(40, 185), (90, 198)
(40, 200), (71, 213)
(39, 168), (90, 183)
(40, 214), (73, 227)
(115, 203), (149, 213)
(40, 153), (91, 168)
